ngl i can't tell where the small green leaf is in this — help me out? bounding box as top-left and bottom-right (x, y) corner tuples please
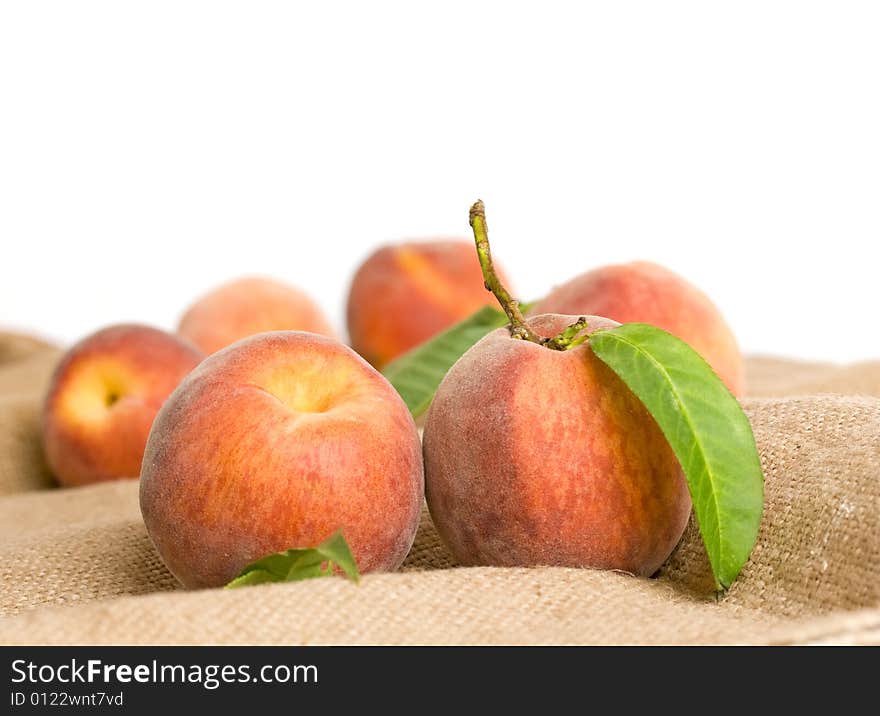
(588, 323), (764, 590)
(225, 531), (360, 589)
(382, 304), (517, 417)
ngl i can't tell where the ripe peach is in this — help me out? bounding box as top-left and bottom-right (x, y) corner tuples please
(346, 240), (512, 369)
(178, 276), (335, 354)
(423, 313), (691, 576)
(42, 324), (204, 487)
(534, 262), (743, 395)
(139, 331), (424, 589)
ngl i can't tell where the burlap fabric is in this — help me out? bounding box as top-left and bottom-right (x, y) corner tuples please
(0, 333), (877, 645)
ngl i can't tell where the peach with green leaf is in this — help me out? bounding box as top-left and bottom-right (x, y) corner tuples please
(424, 310), (691, 575)
(420, 202), (763, 589)
(139, 331), (424, 589)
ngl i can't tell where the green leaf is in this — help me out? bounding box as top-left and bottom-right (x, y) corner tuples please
(588, 323), (764, 590)
(225, 531), (360, 588)
(382, 304), (517, 417)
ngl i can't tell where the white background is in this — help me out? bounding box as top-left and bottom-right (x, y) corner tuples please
(1, 2), (878, 362)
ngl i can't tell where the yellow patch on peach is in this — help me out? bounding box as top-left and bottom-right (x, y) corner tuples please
(394, 247), (471, 316)
(55, 358), (136, 424)
(262, 361), (363, 415)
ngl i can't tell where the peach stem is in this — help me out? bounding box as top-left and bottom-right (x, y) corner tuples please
(468, 200), (589, 351)
(469, 200), (543, 344)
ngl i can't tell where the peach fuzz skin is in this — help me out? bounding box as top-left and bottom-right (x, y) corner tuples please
(534, 262), (744, 395)
(178, 276), (335, 355)
(423, 314), (691, 576)
(42, 324), (204, 487)
(139, 331), (424, 589)
(346, 240), (512, 369)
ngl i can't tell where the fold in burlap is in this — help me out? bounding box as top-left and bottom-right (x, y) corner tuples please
(0, 334), (877, 645)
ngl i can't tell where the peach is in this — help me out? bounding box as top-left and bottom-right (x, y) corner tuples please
(423, 313), (691, 576)
(42, 324), (204, 487)
(178, 276), (335, 354)
(139, 331), (424, 589)
(533, 262), (744, 395)
(346, 240), (512, 369)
